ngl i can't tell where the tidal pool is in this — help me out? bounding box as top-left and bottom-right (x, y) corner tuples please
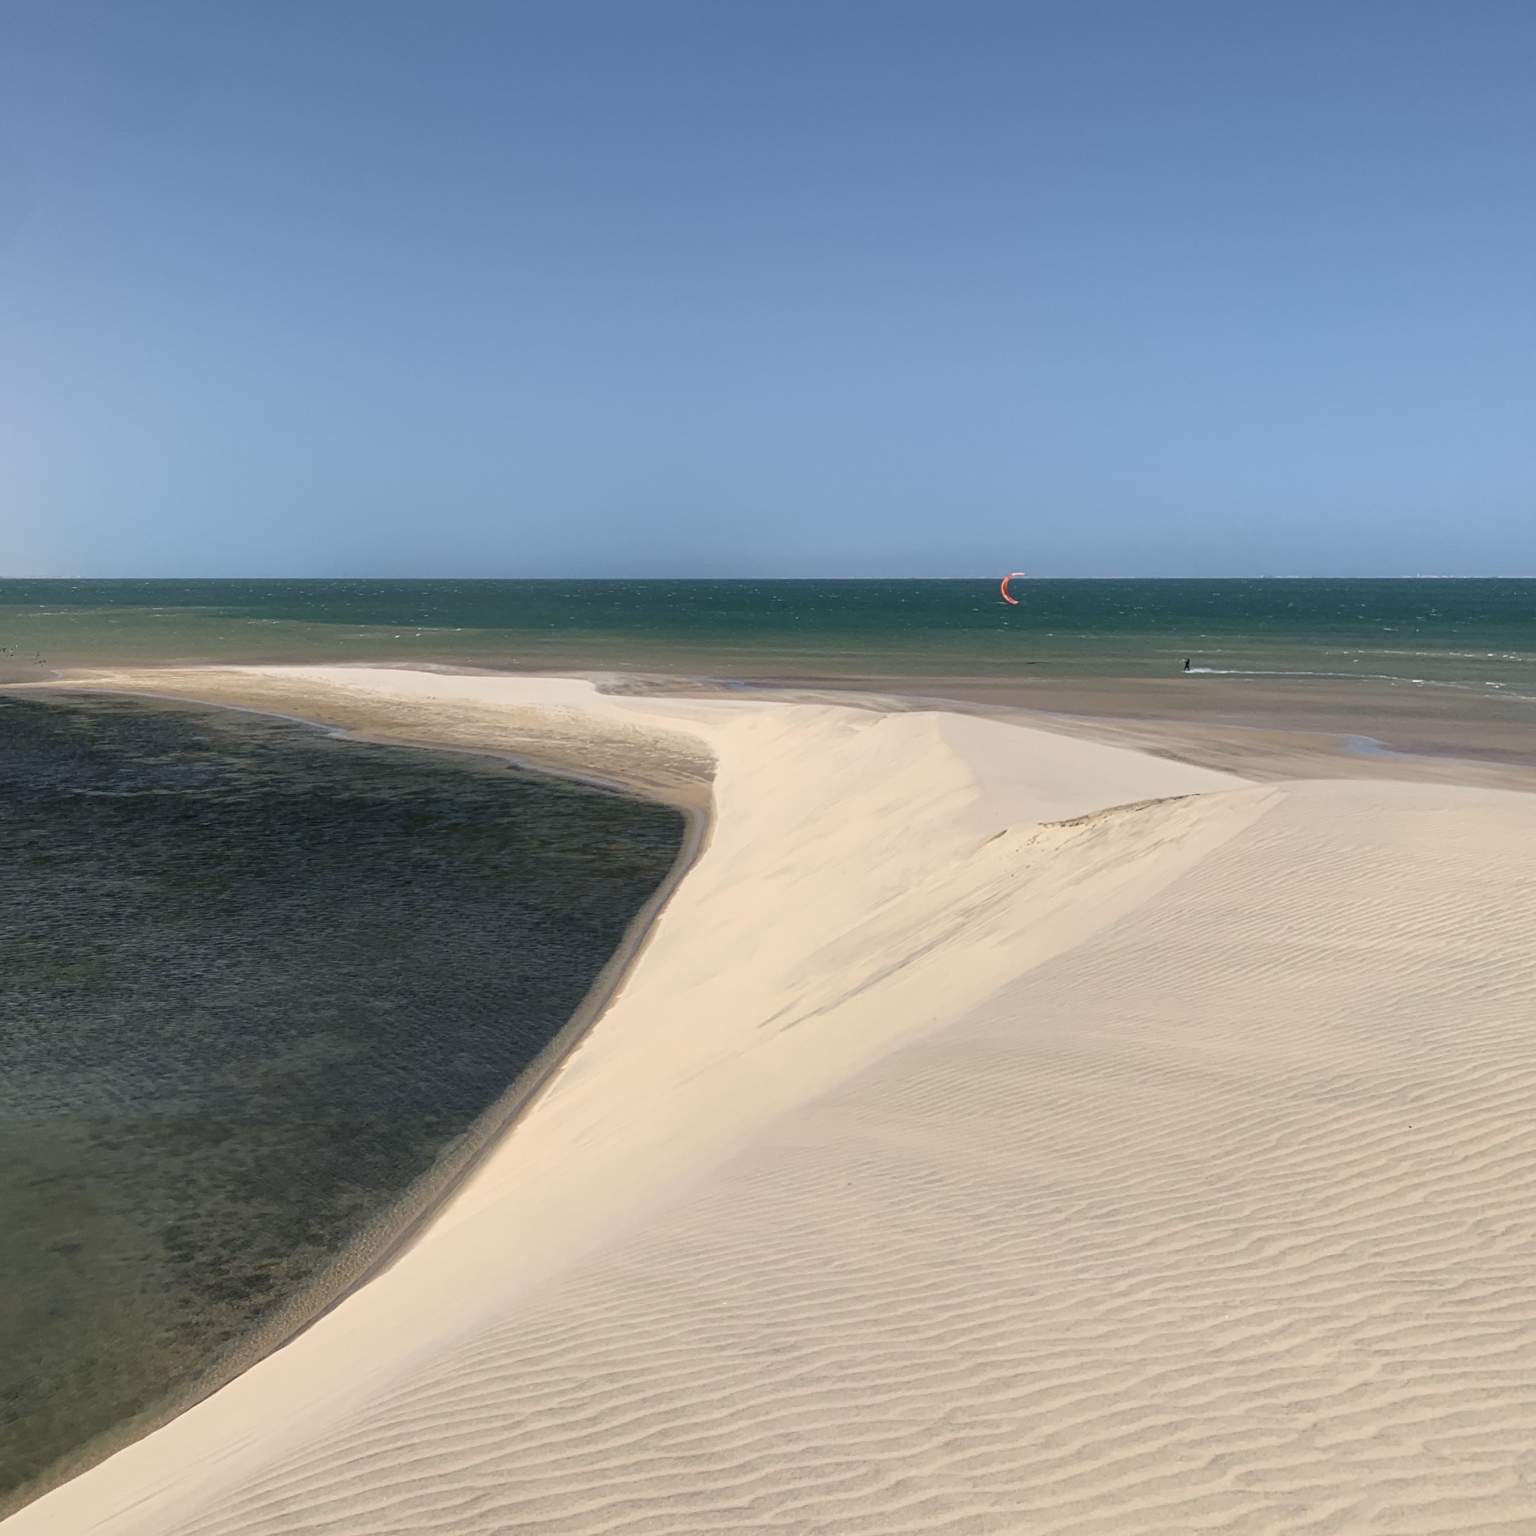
(0, 691), (684, 1511)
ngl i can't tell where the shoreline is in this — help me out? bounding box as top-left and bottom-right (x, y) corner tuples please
(16, 657), (1536, 792)
(275, 781), (711, 1341)
(0, 681), (710, 1520)
(9, 665), (1536, 1534)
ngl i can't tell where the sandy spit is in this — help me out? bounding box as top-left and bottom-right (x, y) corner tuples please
(8, 666), (1536, 1535)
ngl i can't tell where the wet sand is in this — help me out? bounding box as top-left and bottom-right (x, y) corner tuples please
(643, 669), (1536, 790)
(26, 660), (1536, 794)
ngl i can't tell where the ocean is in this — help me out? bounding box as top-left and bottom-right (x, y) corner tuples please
(2, 578), (1534, 699)
(0, 692), (683, 1512)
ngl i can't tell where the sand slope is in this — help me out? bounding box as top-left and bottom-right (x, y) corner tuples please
(10, 671), (1536, 1535)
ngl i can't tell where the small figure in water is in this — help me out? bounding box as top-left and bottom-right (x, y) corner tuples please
(1182, 657), (1191, 671)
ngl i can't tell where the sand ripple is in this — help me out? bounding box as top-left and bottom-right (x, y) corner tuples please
(153, 782), (1536, 1535)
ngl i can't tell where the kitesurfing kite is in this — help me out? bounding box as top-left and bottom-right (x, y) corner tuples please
(999, 571), (1026, 606)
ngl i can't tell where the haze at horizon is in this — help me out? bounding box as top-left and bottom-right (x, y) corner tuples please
(5, 1), (1535, 578)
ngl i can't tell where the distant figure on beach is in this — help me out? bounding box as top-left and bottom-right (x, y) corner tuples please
(1182, 658), (1191, 672)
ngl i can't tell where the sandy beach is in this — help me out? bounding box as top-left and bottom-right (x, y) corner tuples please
(8, 665), (1536, 1535)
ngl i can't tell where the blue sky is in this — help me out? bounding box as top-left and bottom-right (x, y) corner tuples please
(4, 1), (1534, 576)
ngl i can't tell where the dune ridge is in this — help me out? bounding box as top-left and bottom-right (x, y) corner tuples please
(8, 669), (1536, 1535)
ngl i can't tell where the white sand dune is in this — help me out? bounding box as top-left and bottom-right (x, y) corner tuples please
(10, 669), (1536, 1535)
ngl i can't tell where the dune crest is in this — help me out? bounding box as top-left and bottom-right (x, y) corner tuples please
(10, 670), (1536, 1535)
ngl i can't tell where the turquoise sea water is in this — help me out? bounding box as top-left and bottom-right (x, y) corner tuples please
(2, 578), (1534, 696)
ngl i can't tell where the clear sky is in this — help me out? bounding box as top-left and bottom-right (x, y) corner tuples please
(4, 1), (1534, 577)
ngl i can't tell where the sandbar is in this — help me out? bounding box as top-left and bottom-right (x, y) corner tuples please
(7, 665), (1536, 1535)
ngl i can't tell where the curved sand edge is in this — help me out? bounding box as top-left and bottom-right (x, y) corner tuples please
(12, 668), (1536, 1534)
(0, 674), (711, 1521)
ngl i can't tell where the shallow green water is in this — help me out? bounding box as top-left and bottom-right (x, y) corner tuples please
(2, 578), (1534, 696)
(0, 693), (682, 1510)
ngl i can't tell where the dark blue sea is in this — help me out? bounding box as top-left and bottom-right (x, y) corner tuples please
(1, 578), (1533, 697)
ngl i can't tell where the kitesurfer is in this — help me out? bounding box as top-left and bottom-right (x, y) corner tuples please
(1182, 658), (1191, 672)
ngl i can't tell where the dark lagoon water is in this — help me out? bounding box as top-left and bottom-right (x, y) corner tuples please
(0, 692), (683, 1511)
(2, 578), (1535, 697)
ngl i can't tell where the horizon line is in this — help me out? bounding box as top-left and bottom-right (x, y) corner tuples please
(4, 574), (1534, 584)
